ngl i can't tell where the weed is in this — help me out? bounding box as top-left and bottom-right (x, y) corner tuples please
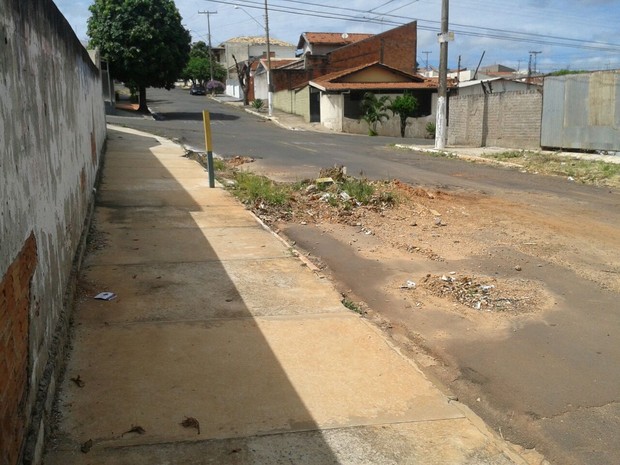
(231, 171), (290, 206)
(487, 150), (532, 160)
(251, 99), (264, 110)
(482, 151), (620, 187)
(378, 190), (397, 205)
(212, 158), (226, 171)
(425, 121), (436, 138)
(342, 297), (362, 314)
(341, 178), (375, 204)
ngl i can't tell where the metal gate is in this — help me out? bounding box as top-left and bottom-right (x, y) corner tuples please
(541, 72), (620, 151)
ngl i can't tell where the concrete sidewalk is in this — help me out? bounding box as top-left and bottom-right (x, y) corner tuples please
(44, 126), (535, 464)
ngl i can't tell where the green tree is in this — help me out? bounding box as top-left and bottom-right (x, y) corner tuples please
(87, 0), (191, 112)
(389, 92), (419, 137)
(181, 42), (226, 86)
(360, 92), (391, 136)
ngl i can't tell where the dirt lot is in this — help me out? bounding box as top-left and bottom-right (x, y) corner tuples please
(222, 160), (620, 465)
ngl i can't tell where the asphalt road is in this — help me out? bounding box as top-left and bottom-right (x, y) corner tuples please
(107, 87), (620, 465)
(109, 88), (619, 219)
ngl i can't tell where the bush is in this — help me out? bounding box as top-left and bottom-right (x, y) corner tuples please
(206, 80), (225, 93)
(251, 99), (264, 110)
(425, 122), (436, 139)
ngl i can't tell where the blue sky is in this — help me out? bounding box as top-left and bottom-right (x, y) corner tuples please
(54, 0), (620, 73)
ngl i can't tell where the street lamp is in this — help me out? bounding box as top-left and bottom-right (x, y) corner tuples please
(234, 3), (273, 117)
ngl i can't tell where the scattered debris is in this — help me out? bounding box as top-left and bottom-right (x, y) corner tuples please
(227, 155), (254, 167)
(305, 184), (318, 194)
(81, 439), (93, 453)
(316, 177), (335, 188)
(94, 291), (117, 301)
(319, 165), (346, 182)
(400, 280), (416, 289)
(422, 274), (537, 312)
(70, 375), (85, 388)
(122, 425), (146, 437)
(181, 416), (201, 435)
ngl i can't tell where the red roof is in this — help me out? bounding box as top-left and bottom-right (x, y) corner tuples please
(309, 62), (441, 91)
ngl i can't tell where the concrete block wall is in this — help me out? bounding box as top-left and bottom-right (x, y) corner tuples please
(448, 91), (542, 149)
(0, 0), (106, 463)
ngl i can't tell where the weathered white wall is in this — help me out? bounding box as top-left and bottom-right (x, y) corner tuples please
(343, 93), (438, 138)
(1, 0), (106, 462)
(320, 93), (344, 131)
(273, 86), (311, 122)
(254, 71), (268, 101)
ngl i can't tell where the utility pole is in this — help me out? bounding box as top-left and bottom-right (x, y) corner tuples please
(435, 0), (450, 149)
(422, 50), (432, 72)
(527, 51), (541, 90)
(264, 0), (273, 117)
(530, 51), (542, 74)
(198, 10), (218, 83)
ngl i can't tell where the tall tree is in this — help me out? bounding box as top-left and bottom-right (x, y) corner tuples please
(88, 0), (191, 112)
(181, 42), (226, 86)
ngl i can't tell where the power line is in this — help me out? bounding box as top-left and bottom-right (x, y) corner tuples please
(211, 0), (620, 53)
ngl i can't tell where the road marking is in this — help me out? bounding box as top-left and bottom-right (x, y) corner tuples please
(281, 142), (318, 153)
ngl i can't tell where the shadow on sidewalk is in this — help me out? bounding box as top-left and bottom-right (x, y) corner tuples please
(46, 128), (341, 463)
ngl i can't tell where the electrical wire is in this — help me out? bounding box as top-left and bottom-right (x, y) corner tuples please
(210, 0), (620, 53)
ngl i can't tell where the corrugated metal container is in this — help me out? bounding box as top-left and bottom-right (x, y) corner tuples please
(541, 71), (620, 151)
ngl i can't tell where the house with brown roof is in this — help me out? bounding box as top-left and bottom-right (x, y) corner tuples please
(253, 58), (299, 101)
(221, 36), (296, 99)
(308, 62), (440, 136)
(269, 22), (442, 137)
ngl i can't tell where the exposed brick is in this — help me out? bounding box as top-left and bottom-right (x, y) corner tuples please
(272, 22), (418, 93)
(0, 232), (37, 465)
(328, 22), (417, 74)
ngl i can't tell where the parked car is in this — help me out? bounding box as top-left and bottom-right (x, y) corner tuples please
(190, 84), (206, 96)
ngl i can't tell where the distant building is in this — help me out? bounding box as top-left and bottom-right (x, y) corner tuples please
(221, 36), (296, 99)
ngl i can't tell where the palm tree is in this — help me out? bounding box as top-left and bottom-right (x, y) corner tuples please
(360, 92), (391, 136)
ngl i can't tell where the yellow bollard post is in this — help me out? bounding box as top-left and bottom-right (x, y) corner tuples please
(202, 110), (215, 188)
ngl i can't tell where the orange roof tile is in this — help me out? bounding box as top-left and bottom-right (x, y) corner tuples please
(309, 62), (442, 92)
(312, 61), (425, 84)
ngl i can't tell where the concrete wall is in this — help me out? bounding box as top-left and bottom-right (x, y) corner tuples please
(1, 0), (106, 463)
(344, 94), (437, 139)
(254, 71), (268, 101)
(274, 86), (311, 122)
(448, 91), (542, 149)
(320, 93), (344, 131)
(226, 79), (242, 99)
